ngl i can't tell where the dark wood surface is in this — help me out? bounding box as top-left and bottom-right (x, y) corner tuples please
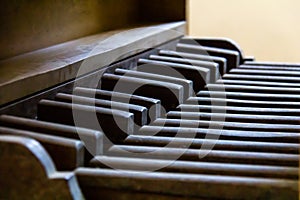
(0, 135), (84, 199)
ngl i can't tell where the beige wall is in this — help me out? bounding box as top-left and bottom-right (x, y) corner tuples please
(187, 0), (300, 63)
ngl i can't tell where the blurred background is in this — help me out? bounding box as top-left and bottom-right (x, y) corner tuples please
(187, 0), (300, 63)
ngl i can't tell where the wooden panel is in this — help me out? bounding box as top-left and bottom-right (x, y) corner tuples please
(0, 0), (186, 60)
(139, 0), (186, 22)
(0, 0), (139, 60)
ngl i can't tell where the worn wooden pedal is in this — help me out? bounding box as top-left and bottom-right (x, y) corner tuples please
(0, 127), (84, 171)
(0, 114), (103, 164)
(100, 73), (184, 111)
(230, 68), (300, 77)
(152, 118), (300, 133)
(114, 68), (193, 100)
(107, 145), (299, 166)
(74, 87), (161, 123)
(166, 111), (300, 125)
(179, 37), (245, 64)
(159, 49), (227, 75)
(123, 135), (299, 154)
(217, 79), (300, 87)
(90, 156), (298, 179)
(55, 93), (147, 127)
(38, 99), (134, 144)
(148, 54), (220, 82)
(238, 64), (300, 71)
(0, 135), (84, 199)
(205, 83), (300, 94)
(177, 104), (300, 116)
(223, 74), (300, 83)
(187, 96), (300, 109)
(138, 58), (210, 92)
(197, 90), (300, 101)
(139, 125), (300, 143)
(176, 43), (239, 70)
(75, 168), (297, 200)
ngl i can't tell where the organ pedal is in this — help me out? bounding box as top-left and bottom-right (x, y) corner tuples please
(0, 35), (299, 200)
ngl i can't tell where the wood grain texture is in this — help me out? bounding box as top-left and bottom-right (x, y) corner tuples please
(0, 135), (84, 199)
(0, 0), (139, 60)
(0, 21), (185, 105)
(0, 0), (186, 60)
